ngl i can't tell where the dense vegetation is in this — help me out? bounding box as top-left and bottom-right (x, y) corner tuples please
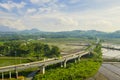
(34, 59), (101, 80)
(33, 43), (102, 80)
(0, 41), (60, 59)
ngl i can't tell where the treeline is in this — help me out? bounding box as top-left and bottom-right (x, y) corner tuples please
(0, 41), (60, 58)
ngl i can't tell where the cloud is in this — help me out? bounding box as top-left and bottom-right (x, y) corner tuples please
(30, 0), (66, 13)
(0, 18), (26, 30)
(21, 13), (80, 31)
(27, 8), (37, 13)
(0, 1), (26, 11)
(30, 0), (54, 4)
(69, 0), (81, 4)
(0, 0), (120, 32)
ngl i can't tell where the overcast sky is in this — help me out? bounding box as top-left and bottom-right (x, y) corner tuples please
(0, 0), (120, 32)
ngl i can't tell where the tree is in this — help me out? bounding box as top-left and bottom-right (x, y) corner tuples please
(44, 44), (51, 57)
(50, 46), (60, 57)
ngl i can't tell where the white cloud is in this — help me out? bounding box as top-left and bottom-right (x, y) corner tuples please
(0, 0), (120, 32)
(69, 0), (81, 4)
(27, 8), (37, 13)
(0, 18), (26, 30)
(30, 0), (53, 4)
(37, 1), (66, 13)
(0, 1), (26, 10)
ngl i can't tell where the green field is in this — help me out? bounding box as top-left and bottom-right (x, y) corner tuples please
(0, 57), (31, 67)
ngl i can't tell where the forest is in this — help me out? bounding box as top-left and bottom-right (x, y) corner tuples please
(0, 41), (60, 59)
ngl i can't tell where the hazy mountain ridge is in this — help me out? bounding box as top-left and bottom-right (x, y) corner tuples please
(0, 27), (120, 40)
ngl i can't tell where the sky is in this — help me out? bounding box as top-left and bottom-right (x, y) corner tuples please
(0, 0), (120, 32)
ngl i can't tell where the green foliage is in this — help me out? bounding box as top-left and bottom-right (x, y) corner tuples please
(93, 43), (102, 58)
(49, 46), (60, 57)
(34, 59), (101, 80)
(0, 41), (60, 59)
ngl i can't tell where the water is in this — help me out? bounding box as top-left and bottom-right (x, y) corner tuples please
(102, 48), (120, 59)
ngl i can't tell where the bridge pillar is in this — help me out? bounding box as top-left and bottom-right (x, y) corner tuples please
(40, 65), (45, 74)
(9, 71), (11, 79)
(61, 62), (63, 67)
(78, 55), (81, 61)
(74, 59), (77, 63)
(64, 59), (67, 68)
(2, 72), (4, 80)
(15, 71), (18, 79)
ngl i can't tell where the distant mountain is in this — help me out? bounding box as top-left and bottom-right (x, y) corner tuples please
(20, 28), (42, 34)
(0, 28), (120, 40)
(9, 29), (120, 38)
(113, 30), (120, 33)
(0, 26), (17, 32)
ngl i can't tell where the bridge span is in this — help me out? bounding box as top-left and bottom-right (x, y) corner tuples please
(0, 51), (89, 79)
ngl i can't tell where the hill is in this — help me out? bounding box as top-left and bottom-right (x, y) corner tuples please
(0, 29), (120, 41)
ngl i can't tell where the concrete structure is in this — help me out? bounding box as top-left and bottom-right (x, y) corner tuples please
(0, 51), (89, 79)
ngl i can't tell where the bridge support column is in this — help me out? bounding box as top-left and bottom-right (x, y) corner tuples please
(40, 65), (45, 74)
(64, 59), (67, 68)
(2, 72), (4, 80)
(78, 55), (81, 61)
(15, 71), (18, 79)
(61, 62), (63, 67)
(74, 59), (77, 63)
(9, 71), (11, 79)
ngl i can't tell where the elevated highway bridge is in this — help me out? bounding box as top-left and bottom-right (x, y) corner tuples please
(0, 50), (89, 79)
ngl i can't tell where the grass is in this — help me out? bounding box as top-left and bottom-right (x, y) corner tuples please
(0, 57), (30, 67)
(0, 41), (4, 45)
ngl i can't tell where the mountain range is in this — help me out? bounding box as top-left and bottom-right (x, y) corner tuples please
(0, 26), (120, 40)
